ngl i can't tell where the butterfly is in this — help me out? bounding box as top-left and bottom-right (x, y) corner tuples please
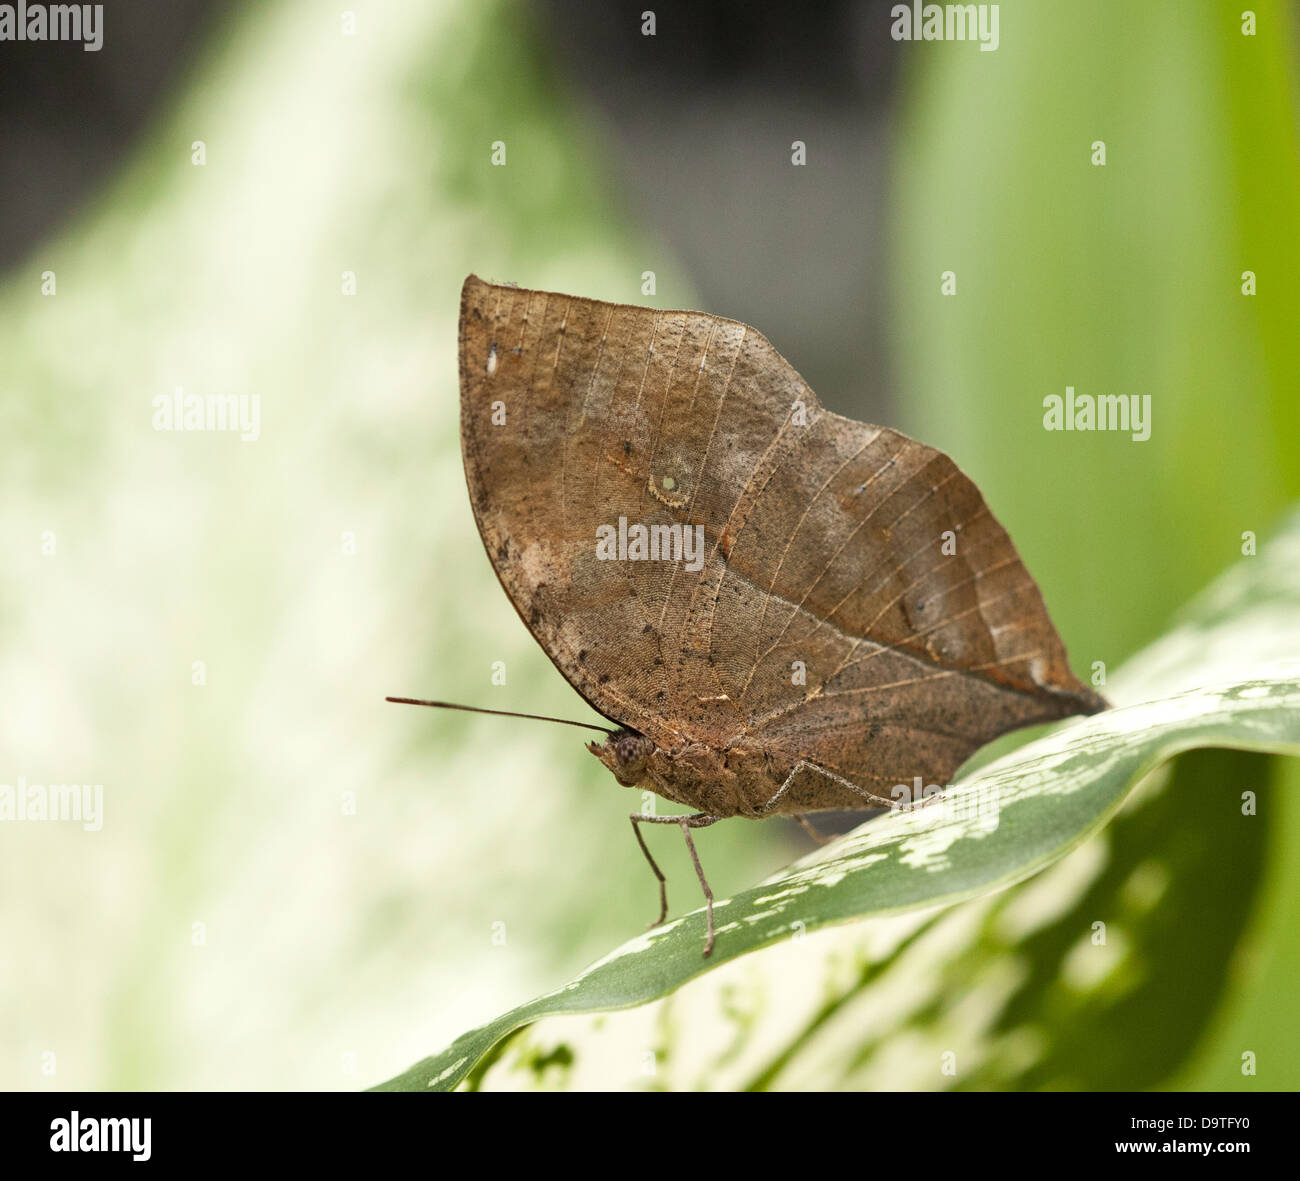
(391, 275), (1105, 956)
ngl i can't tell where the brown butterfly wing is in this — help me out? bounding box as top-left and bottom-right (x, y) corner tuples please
(458, 275), (1103, 800)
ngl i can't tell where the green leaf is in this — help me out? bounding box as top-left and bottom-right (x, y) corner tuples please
(373, 512), (1300, 1091)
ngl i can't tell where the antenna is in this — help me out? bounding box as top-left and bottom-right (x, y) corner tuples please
(385, 697), (615, 736)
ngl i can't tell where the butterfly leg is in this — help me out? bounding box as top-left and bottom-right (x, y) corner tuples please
(678, 815), (720, 957)
(760, 759), (894, 816)
(628, 813), (670, 928)
(628, 812), (721, 956)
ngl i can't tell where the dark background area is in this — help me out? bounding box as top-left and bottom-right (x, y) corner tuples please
(0, 0), (225, 270)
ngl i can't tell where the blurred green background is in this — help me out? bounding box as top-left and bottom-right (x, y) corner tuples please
(1, 0), (1296, 1090)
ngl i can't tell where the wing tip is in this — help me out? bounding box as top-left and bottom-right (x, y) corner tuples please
(460, 272), (489, 313)
(460, 273), (516, 317)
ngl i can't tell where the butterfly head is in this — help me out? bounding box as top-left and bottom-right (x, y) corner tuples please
(587, 728), (656, 787)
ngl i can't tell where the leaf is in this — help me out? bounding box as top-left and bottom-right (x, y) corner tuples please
(455, 749), (1276, 1091)
(966, 744), (1273, 1089)
(373, 511), (1300, 1091)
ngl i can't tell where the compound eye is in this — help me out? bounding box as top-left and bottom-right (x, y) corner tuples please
(615, 735), (643, 767)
